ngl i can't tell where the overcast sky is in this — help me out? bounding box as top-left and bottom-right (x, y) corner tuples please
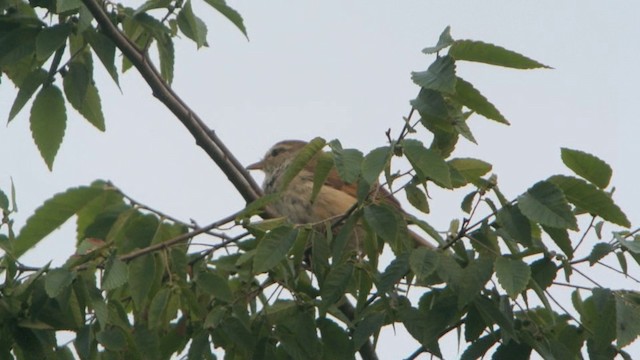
(1, 1), (639, 358)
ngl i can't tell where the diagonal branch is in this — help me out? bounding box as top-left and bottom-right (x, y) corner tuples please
(80, 0), (262, 204)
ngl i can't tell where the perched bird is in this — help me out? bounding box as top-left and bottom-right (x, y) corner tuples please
(247, 140), (434, 250)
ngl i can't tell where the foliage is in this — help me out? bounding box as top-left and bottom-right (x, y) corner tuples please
(1, 3), (638, 360)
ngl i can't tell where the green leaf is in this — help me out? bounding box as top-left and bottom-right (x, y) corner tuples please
(63, 61), (105, 131)
(8, 69), (47, 123)
(496, 205), (532, 246)
(30, 85), (67, 170)
(615, 291), (640, 348)
(148, 288), (171, 329)
(177, 0), (208, 48)
(279, 137), (326, 191)
(361, 146), (391, 185)
(197, 270), (232, 302)
(460, 332), (500, 360)
(203, 0), (248, 39)
(317, 319), (354, 360)
(456, 258), (494, 308)
(617, 234), (640, 254)
(411, 55), (457, 94)
(494, 257), (531, 299)
(363, 204), (400, 243)
(517, 181), (577, 230)
(582, 289), (616, 353)
(0, 190), (8, 211)
(448, 158), (492, 183)
(0, 27), (39, 68)
(253, 226), (297, 273)
(402, 139), (452, 187)
(102, 257), (128, 290)
(86, 30), (119, 86)
(35, 23), (70, 60)
(311, 152), (334, 203)
(15, 185), (107, 258)
(453, 77), (509, 124)
(379, 252), (409, 292)
(560, 148), (612, 189)
(96, 327), (126, 351)
(530, 257), (557, 290)
(409, 247), (440, 281)
(352, 313), (385, 351)
(405, 183), (429, 213)
(44, 268), (76, 298)
(320, 262), (353, 311)
(330, 144), (363, 184)
(410, 88), (448, 119)
(128, 254), (156, 308)
(422, 26), (454, 54)
(589, 243), (614, 265)
(540, 226), (572, 259)
(156, 32), (174, 85)
(549, 175), (630, 227)
(449, 40), (550, 69)
(57, 0), (81, 13)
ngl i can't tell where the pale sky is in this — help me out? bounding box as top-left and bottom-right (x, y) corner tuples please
(1, 1), (639, 358)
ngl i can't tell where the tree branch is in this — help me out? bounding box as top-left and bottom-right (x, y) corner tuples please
(80, 0), (262, 204)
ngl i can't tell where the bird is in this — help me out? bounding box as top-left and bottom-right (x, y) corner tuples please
(247, 139), (435, 251)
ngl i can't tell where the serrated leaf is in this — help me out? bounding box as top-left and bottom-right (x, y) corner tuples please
(361, 146), (391, 185)
(378, 252), (409, 292)
(197, 270), (232, 302)
(15, 185), (106, 258)
(352, 312), (385, 351)
(253, 226), (297, 273)
(454, 115), (477, 144)
(495, 257), (531, 299)
(405, 183), (429, 213)
(86, 30), (119, 86)
(496, 205), (532, 246)
(589, 243), (614, 265)
(44, 268), (76, 298)
(448, 158), (492, 182)
(128, 254), (156, 308)
(616, 292), (640, 348)
(517, 180), (577, 230)
(320, 262), (353, 311)
(203, 0), (248, 39)
(330, 145), (363, 184)
(156, 32), (174, 85)
(8, 69), (47, 123)
(410, 88), (448, 119)
(456, 258), (494, 308)
(409, 247), (439, 281)
(177, 0), (208, 48)
(0, 190), (9, 211)
(77, 82), (105, 131)
(560, 148), (612, 189)
(411, 55), (457, 94)
(454, 77), (509, 124)
(542, 225), (573, 259)
(449, 40), (549, 69)
(102, 257), (128, 290)
(311, 152), (334, 203)
(616, 252), (628, 275)
(63, 61), (90, 105)
(280, 137), (326, 191)
(317, 318), (354, 360)
(0, 28), (38, 69)
(402, 139), (452, 188)
(35, 23), (70, 60)
(363, 204), (400, 243)
(422, 26), (454, 54)
(96, 327), (126, 351)
(549, 175), (630, 227)
(460, 332), (500, 360)
(461, 191), (476, 213)
(148, 288), (171, 329)
(530, 257), (557, 290)
(57, 0), (80, 13)
(30, 85), (67, 170)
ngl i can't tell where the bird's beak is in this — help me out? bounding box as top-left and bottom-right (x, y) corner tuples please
(246, 160), (264, 170)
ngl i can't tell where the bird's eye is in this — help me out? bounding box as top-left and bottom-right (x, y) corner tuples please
(270, 147), (285, 157)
